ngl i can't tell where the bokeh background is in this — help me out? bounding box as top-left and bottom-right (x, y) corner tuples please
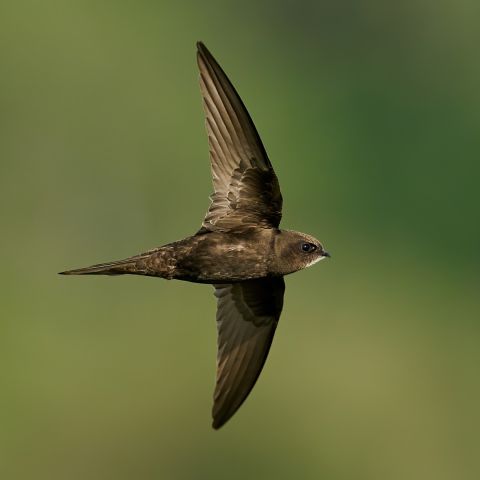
(1, 1), (479, 479)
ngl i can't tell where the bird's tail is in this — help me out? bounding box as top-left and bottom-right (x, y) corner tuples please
(59, 255), (148, 276)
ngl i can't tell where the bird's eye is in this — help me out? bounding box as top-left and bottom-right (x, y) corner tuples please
(301, 242), (317, 253)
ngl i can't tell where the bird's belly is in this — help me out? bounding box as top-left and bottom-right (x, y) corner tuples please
(172, 234), (272, 283)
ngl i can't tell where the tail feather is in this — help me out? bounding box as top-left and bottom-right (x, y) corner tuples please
(59, 256), (145, 276)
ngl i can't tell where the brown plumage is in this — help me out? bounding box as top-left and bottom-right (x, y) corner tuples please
(61, 42), (330, 429)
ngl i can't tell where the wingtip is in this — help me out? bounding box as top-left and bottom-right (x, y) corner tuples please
(196, 41), (206, 52)
(196, 41), (206, 66)
(196, 41), (212, 62)
(212, 409), (235, 430)
(211, 418), (224, 430)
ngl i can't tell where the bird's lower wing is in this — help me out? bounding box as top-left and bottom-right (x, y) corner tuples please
(212, 277), (285, 429)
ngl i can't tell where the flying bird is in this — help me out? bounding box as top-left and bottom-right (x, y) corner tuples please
(61, 42), (330, 429)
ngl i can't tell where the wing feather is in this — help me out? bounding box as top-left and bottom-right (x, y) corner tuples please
(212, 277), (285, 429)
(197, 42), (282, 231)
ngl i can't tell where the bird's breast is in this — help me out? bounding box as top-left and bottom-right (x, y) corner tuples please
(171, 229), (275, 283)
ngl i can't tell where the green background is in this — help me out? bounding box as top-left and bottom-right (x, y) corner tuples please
(1, 1), (479, 479)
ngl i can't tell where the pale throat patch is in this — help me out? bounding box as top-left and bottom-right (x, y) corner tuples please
(306, 256), (326, 268)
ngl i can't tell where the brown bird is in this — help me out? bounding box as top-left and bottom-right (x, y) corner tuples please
(61, 42), (330, 429)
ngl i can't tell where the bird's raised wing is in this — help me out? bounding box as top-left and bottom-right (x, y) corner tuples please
(196, 42), (282, 232)
(212, 277), (285, 429)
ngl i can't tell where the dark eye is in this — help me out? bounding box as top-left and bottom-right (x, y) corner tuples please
(301, 242), (317, 253)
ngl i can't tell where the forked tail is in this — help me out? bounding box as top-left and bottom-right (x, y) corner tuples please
(59, 254), (150, 276)
(60, 247), (172, 278)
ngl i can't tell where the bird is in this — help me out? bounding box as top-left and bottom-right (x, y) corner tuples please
(60, 41), (330, 429)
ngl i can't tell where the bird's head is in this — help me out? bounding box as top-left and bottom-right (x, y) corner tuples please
(271, 230), (330, 275)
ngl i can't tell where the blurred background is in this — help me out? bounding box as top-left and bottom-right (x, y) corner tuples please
(1, 1), (479, 479)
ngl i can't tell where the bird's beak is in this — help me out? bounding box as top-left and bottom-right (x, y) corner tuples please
(322, 251), (331, 258)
